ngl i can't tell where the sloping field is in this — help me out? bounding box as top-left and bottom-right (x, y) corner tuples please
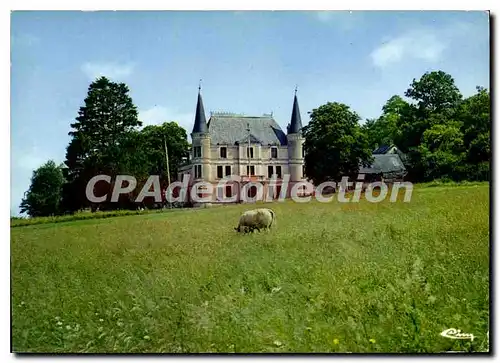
(11, 184), (490, 353)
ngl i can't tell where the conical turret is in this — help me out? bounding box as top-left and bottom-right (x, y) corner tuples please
(288, 89), (302, 135)
(192, 88), (208, 134)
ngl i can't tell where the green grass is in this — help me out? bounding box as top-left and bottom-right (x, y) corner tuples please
(11, 184), (490, 353)
(10, 208), (173, 228)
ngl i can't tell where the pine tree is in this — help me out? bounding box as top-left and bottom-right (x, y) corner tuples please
(62, 77), (142, 212)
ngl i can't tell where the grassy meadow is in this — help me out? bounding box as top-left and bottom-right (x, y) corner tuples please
(11, 183), (490, 353)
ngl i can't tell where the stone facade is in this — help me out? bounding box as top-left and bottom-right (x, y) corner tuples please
(177, 89), (307, 203)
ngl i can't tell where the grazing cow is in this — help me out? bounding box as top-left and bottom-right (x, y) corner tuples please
(234, 208), (276, 233)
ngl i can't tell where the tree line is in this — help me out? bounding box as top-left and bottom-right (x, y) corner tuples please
(19, 71), (490, 217)
(303, 70), (490, 185)
(20, 77), (190, 217)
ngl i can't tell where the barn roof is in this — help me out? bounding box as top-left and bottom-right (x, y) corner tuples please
(359, 154), (406, 174)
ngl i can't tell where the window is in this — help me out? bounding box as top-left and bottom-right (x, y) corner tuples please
(303, 165), (306, 178)
(247, 165), (255, 176)
(197, 185), (206, 199)
(271, 147), (278, 159)
(302, 148), (305, 158)
(194, 146), (201, 158)
(217, 165), (223, 178)
(247, 147), (254, 158)
(194, 165), (202, 178)
(225, 165), (231, 176)
(276, 165), (282, 179)
(220, 147), (227, 158)
(225, 185), (232, 198)
(268, 165), (273, 178)
(248, 186), (257, 198)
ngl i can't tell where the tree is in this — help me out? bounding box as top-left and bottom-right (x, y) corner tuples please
(395, 71), (462, 154)
(417, 121), (466, 180)
(20, 160), (65, 217)
(303, 102), (373, 185)
(404, 70), (462, 115)
(116, 121), (190, 207)
(456, 86), (490, 164)
(137, 122), (190, 182)
(362, 95), (409, 150)
(390, 71), (465, 181)
(62, 76), (142, 212)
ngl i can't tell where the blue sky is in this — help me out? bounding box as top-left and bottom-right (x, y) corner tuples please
(10, 10), (489, 215)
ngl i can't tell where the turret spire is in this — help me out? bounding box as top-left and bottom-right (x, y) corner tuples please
(192, 82), (208, 134)
(288, 87), (302, 134)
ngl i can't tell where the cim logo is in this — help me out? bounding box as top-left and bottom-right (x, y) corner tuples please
(440, 328), (474, 342)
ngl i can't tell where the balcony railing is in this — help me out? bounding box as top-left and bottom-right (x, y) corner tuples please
(240, 175), (267, 182)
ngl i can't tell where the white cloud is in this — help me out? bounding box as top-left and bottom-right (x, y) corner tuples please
(81, 62), (135, 81)
(138, 105), (193, 137)
(314, 11), (361, 30)
(11, 145), (61, 216)
(16, 153), (47, 171)
(370, 28), (446, 68)
(316, 11), (334, 23)
(14, 145), (55, 171)
(11, 33), (40, 47)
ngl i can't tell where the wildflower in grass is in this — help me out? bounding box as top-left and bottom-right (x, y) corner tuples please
(66, 325), (71, 330)
(369, 338), (376, 344)
(333, 338), (339, 345)
(274, 340), (283, 347)
(143, 335), (150, 340)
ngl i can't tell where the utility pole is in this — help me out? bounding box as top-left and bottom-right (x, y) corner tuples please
(164, 135), (171, 208)
(247, 122), (251, 178)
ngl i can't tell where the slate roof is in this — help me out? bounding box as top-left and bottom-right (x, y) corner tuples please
(192, 91), (208, 134)
(287, 93), (303, 134)
(207, 115), (287, 146)
(359, 154), (406, 175)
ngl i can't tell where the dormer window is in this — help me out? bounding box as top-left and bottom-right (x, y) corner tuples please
(271, 147), (278, 159)
(247, 147), (254, 159)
